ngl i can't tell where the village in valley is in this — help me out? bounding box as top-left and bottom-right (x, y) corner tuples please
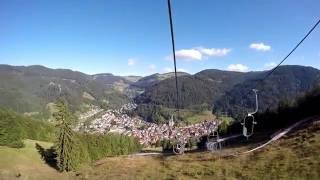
(76, 103), (218, 146)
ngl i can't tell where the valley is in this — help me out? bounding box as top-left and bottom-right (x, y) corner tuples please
(2, 64), (319, 125)
(1, 64), (320, 179)
(75, 103), (218, 146)
(1, 1), (320, 178)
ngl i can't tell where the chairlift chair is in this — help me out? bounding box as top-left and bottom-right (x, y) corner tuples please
(241, 89), (259, 138)
(206, 128), (222, 151)
(173, 136), (186, 154)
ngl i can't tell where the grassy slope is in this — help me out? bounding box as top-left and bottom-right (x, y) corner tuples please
(78, 118), (320, 180)
(184, 110), (215, 124)
(0, 119), (319, 180)
(160, 107), (215, 125)
(0, 140), (70, 180)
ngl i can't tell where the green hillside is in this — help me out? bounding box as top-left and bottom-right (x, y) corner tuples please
(1, 75), (320, 179)
(0, 140), (69, 180)
(1, 64), (319, 124)
(0, 107), (55, 148)
(135, 65), (320, 123)
(2, 118), (318, 180)
(0, 65), (132, 119)
(214, 65), (320, 119)
(130, 72), (189, 89)
(75, 117), (320, 179)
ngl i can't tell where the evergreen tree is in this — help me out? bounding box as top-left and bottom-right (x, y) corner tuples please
(53, 101), (76, 172)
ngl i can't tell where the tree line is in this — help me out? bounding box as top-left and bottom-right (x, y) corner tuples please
(0, 101), (141, 172)
(0, 107), (55, 148)
(221, 85), (320, 136)
(43, 100), (142, 172)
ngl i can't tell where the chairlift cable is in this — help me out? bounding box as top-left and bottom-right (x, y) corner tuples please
(260, 18), (320, 84)
(167, 0), (180, 120)
(245, 18), (320, 112)
(165, 1), (320, 150)
(240, 18), (320, 139)
(243, 18), (320, 113)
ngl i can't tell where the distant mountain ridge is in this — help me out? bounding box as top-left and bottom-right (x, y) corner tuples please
(0, 64), (104, 116)
(0, 64), (187, 118)
(130, 72), (189, 89)
(215, 65), (320, 118)
(1, 64), (319, 123)
(134, 65), (320, 122)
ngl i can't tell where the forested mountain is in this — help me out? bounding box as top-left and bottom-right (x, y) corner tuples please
(130, 72), (189, 89)
(0, 65), (187, 118)
(135, 65), (320, 122)
(122, 75), (143, 83)
(0, 107), (55, 148)
(135, 69), (253, 108)
(126, 72), (189, 99)
(214, 65), (320, 118)
(1, 64), (319, 123)
(93, 73), (141, 92)
(0, 65), (132, 117)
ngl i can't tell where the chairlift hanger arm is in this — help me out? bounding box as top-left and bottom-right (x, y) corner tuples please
(248, 89), (259, 115)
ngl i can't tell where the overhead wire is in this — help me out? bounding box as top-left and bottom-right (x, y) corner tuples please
(166, 0), (320, 123)
(164, 1), (320, 154)
(259, 18), (320, 85)
(237, 18), (320, 140)
(239, 18), (320, 114)
(167, 0), (180, 119)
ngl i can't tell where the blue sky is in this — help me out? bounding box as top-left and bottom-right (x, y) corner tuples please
(0, 0), (319, 76)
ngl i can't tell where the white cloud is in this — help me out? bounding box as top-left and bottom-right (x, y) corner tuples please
(164, 67), (173, 73)
(166, 46), (231, 61)
(197, 47), (231, 57)
(148, 64), (156, 70)
(127, 58), (136, 66)
(175, 49), (203, 61)
(227, 64), (249, 72)
(249, 43), (271, 51)
(264, 62), (276, 69)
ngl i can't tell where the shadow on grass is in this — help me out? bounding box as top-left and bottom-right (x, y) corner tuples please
(35, 143), (58, 170)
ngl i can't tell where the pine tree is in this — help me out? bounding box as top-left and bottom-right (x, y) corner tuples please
(53, 100), (76, 172)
